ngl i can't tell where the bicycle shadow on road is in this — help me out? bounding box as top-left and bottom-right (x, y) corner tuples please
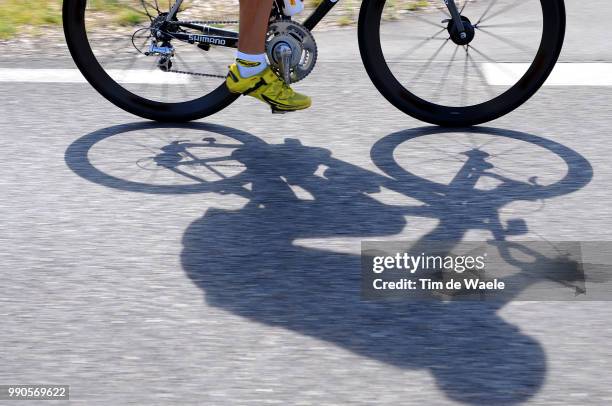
(66, 123), (593, 405)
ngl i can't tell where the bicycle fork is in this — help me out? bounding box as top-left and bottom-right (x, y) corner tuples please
(444, 0), (466, 38)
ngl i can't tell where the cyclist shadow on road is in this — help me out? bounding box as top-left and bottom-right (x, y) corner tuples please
(66, 123), (593, 405)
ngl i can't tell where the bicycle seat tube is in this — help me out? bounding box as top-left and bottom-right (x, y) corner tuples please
(166, 0), (185, 21)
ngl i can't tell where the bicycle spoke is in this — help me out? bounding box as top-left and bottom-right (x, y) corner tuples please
(135, 57), (159, 96)
(410, 38), (450, 83)
(405, 156), (468, 172)
(477, 20), (541, 29)
(489, 163), (534, 180)
(433, 45), (460, 103)
(139, 1), (158, 20)
(465, 44), (495, 63)
(417, 142), (469, 162)
(467, 44), (518, 78)
(475, 26), (534, 53)
(476, 0), (500, 25)
(143, 167), (160, 183)
(383, 0), (541, 112)
(114, 34), (149, 70)
(468, 133), (477, 148)
(433, 4), (450, 18)
(202, 50), (227, 77)
(182, 155), (237, 164)
(132, 4), (154, 17)
(174, 52), (198, 75)
(402, 35), (450, 41)
(466, 46), (496, 99)
(476, 136), (501, 150)
(488, 144), (526, 159)
(85, 0), (237, 103)
(162, 79), (170, 102)
(175, 52), (214, 93)
(178, 77), (191, 100)
(489, 152), (533, 165)
(200, 161), (228, 179)
(461, 46), (469, 106)
(479, 0), (532, 24)
(443, 134), (481, 149)
(394, 27), (447, 60)
(170, 167), (208, 183)
(141, 0), (160, 14)
(115, 165), (153, 180)
(149, 132), (176, 144)
(131, 142), (162, 154)
(405, 11), (446, 30)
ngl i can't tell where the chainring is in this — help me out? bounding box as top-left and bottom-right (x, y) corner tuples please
(266, 20), (318, 83)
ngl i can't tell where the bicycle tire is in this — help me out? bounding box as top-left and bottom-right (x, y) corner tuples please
(63, 0), (238, 122)
(358, 0), (566, 126)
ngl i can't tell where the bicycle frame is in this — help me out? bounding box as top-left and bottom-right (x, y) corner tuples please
(161, 0), (464, 49)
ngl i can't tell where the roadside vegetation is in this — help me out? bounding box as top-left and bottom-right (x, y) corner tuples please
(0, 0), (146, 40)
(0, 0), (433, 40)
(308, 0), (431, 26)
(0, 0), (62, 39)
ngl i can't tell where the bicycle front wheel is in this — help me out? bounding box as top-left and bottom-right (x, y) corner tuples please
(63, 0), (240, 122)
(358, 0), (565, 126)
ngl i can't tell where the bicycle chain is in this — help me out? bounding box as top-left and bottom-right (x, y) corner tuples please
(178, 20), (239, 25)
(167, 69), (226, 79)
(164, 20), (239, 78)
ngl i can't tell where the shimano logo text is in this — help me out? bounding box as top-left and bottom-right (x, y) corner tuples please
(189, 35), (226, 45)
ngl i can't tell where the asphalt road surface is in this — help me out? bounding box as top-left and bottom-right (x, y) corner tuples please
(1, 1), (612, 404)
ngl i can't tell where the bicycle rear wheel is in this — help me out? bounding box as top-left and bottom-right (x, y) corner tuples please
(358, 0), (565, 126)
(63, 0), (239, 121)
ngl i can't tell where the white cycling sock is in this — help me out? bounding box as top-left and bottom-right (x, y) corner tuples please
(235, 51), (268, 78)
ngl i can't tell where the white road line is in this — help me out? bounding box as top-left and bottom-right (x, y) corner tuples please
(1, 64), (611, 86)
(0, 68), (191, 84)
(483, 63), (612, 86)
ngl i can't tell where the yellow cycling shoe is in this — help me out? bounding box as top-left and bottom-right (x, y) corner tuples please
(226, 63), (311, 113)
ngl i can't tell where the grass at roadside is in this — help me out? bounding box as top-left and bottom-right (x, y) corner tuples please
(0, 0), (62, 39)
(0, 0), (434, 40)
(0, 0), (147, 40)
(87, 0), (148, 26)
(307, 0), (431, 26)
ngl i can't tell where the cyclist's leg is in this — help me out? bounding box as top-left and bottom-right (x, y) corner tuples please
(239, 0), (274, 54)
(226, 0), (311, 111)
(235, 0), (274, 77)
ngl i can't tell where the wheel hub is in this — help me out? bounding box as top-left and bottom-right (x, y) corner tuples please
(447, 16), (475, 46)
(150, 12), (179, 41)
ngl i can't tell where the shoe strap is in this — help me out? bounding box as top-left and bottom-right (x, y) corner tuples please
(243, 77), (268, 95)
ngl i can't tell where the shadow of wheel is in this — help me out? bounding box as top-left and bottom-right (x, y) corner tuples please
(65, 121), (266, 195)
(371, 126), (593, 201)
